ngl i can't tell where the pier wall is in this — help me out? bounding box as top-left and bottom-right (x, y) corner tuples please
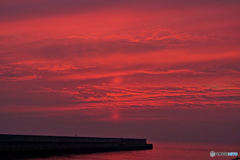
(0, 134), (152, 159)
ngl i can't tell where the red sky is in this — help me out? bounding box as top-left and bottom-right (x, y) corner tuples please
(0, 0), (240, 144)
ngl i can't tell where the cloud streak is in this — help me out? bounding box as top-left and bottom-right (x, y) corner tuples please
(0, 0), (240, 143)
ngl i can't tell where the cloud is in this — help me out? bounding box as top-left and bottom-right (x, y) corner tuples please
(0, 75), (40, 81)
(1, 0), (239, 22)
(0, 0), (239, 144)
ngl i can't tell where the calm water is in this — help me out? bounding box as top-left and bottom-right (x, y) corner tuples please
(26, 142), (240, 160)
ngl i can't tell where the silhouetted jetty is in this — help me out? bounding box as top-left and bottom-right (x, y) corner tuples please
(0, 134), (153, 159)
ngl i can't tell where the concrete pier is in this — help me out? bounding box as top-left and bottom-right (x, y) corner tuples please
(0, 134), (153, 159)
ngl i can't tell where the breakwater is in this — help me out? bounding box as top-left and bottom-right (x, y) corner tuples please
(0, 134), (153, 159)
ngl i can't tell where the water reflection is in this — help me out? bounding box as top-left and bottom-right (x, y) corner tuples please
(27, 142), (240, 160)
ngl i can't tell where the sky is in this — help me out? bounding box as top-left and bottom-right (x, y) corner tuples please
(0, 0), (240, 144)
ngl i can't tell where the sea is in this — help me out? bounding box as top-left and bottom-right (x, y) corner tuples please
(26, 141), (240, 160)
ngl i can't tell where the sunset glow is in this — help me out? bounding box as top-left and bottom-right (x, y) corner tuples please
(0, 0), (240, 144)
